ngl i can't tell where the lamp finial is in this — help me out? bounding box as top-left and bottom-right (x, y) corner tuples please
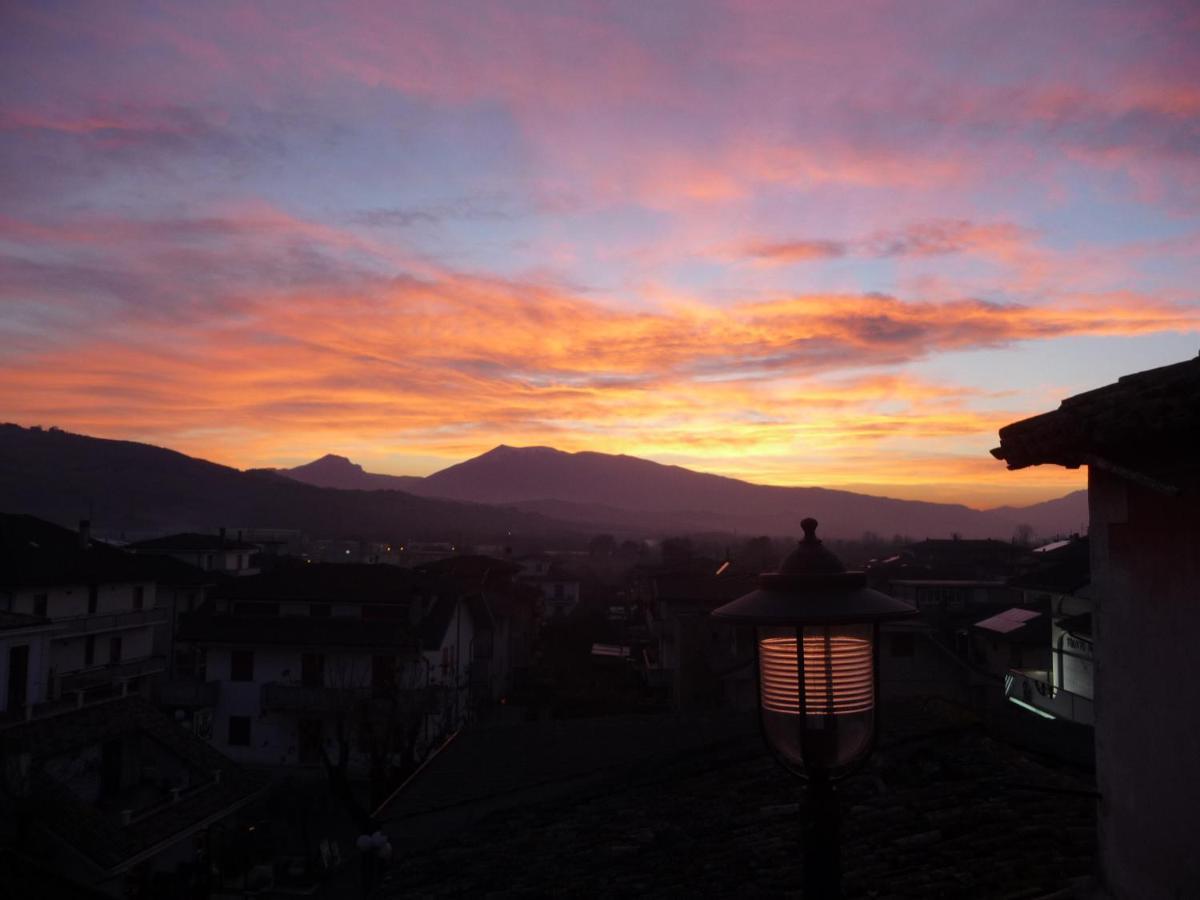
(801, 518), (820, 543)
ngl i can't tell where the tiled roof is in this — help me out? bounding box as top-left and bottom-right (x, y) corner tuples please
(124, 551), (219, 587)
(178, 612), (417, 649)
(993, 353), (1200, 471)
(211, 563), (419, 604)
(127, 532), (259, 552)
(414, 555), (518, 581)
(374, 702), (1097, 898)
(0, 696), (267, 872)
(0, 514), (154, 588)
(1008, 539), (1089, 594)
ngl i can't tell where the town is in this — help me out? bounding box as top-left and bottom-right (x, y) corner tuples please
(2, 351), (1197, 897)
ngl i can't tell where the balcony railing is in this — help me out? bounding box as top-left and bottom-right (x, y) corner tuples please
(261, 682), (370, 713)
(0, 681), (130, 728)
(57, 654), (167, 693)
(56, 607), (167, 637)
(156, 678), (220, 709)
(1004, 669), (1094, 725)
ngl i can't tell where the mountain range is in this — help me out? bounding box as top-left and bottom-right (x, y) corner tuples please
(0, 424), (1086, 542)
(277, 445), (1087, 540)
(0, 425), (563, 541)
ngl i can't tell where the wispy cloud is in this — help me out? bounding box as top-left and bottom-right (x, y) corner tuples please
(744, 221), (1033, 264)
(2, 1), (1198, 503)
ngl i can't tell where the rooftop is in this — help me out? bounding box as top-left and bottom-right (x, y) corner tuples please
(0, 696), (266, 873)
(993, 353), (1200, 472)
(127, 531), (259, 552)
(1009, 538), (1090, 595)
(211, 563), (421, 604)
(178, 612), (418, 649)
(0, 514), (153, 588)
(374, 702), (1096, 898)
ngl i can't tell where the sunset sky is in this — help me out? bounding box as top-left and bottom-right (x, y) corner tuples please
(2, 1), (1198, 507)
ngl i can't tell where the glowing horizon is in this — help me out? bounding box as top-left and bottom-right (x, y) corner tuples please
(2, 1), (1198, 506)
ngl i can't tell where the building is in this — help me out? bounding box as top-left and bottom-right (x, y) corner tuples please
(127, 529), (260, 576)
(0, 516), (166, 710)
(515, 554), (581, 618)
(412, 555), (538, 705)
(999, 537), (1092, 725)
(992, 352), (1200, 899)
(631, 558), (758, 712)
(175, 564), (490, 784)
(0, 694), (267, 897)
(0, 612), (58, 724)
(870, 545), (1028, 707)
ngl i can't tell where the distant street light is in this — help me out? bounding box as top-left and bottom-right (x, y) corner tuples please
(712, 518), (917, 898)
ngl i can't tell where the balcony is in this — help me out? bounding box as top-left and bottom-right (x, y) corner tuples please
(1004, 669), (1094, 725)
(156, 678), (220, 709)
(261, 682), (369, 713)
(56, 607), (167, 637)
(57, 654), (168, 693)
(1, 681), (130, 728)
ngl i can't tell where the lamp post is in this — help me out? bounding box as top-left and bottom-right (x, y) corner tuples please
(711, 518), (917, 898)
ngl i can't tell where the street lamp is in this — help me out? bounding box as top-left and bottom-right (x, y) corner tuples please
(711, 518), (917, 898)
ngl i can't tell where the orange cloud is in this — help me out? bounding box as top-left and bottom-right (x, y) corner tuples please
(1, 243), (1194, 506)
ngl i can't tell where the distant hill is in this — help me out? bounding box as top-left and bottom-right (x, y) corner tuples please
(279, 453), (425, 492)
(990, 490), (1089, 539)
(283, 444), (1088, 540)
(0, 425), (571, 541)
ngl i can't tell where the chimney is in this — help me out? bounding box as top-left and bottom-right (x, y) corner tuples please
(78, 519), (91, 550)
(218, 526), (226, 548)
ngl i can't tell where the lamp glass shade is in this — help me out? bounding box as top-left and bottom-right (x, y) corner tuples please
(758, 623), (875, 774)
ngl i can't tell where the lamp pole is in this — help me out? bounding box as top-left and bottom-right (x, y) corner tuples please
(804, 768), (840, 897)
(711, 518), (916, 900)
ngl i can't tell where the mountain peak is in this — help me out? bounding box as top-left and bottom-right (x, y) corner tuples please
(294, 453), (363, 473)
(313, 453), (356, 466)
(481, 444), (563, 457)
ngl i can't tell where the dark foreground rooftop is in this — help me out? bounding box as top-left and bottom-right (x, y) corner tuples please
(374, 702), (1096, 898)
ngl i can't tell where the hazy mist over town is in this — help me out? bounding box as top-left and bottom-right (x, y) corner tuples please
(1, 2), (1198, 898)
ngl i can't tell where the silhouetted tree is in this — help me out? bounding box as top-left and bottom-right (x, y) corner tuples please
(1013, 523), (1035, 546)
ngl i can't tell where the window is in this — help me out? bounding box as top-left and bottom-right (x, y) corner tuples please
(310, 603), (331, 617)
(230, 649), (254, 682)
(109, 637), (122, 664)
(554, 583), (565, 600)
(300, 653), (324, 688)
(132, 586), (144, 611)
(33, 593), (48, 618)
(889, 633), (916, 658)
(228, 716), (251, 747)
(87, 585), (98, 615)
(205, 554), (214, 570)
(84, 635), (96, 666)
